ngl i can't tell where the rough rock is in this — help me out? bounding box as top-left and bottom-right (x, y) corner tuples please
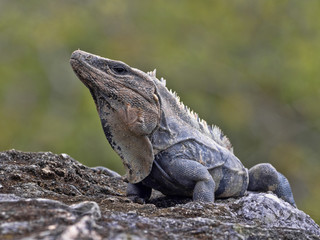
(0, 149), (319, 240)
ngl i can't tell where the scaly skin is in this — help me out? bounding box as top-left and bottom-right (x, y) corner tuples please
(70, 50), (296, 207)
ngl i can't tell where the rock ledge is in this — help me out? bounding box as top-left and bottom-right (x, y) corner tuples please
(0, 150), (319, 239)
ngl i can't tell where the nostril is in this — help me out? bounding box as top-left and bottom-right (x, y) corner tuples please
(70, 51), (81, 60)
(71, 50), (93, 62)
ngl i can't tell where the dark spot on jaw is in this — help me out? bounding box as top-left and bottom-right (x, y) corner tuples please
(100, 119), (124, 160)
(102, 124), (112, 140)
(123, 162), (132, 174)
(101, 123), (115, 147)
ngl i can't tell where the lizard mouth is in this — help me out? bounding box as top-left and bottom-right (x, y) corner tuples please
(70, 51), (106, 90)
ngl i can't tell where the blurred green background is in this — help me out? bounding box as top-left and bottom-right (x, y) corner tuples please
(1, 0), (319, 223)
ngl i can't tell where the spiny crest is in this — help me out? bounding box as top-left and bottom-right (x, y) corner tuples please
(147, 69), (157, 78)
(210, 125), (233, 152)
(147, 69), (166, 86)
(147, 69), (233, 152)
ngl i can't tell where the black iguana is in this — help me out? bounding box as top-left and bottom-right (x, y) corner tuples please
(70, 50), (296, 206)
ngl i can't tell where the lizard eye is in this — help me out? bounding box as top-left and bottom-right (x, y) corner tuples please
(112, 65), (127, 75)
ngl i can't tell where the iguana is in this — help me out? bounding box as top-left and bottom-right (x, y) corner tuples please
(70, 50), (296, 206)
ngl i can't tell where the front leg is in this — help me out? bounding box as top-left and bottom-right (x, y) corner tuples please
(126, 182), (152, 204)
(165, 159), (216, 202)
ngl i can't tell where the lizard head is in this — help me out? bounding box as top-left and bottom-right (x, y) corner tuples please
(70, 50), (160, 183)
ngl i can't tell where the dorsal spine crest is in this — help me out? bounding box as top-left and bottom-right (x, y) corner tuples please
(149, 71), (233, 152)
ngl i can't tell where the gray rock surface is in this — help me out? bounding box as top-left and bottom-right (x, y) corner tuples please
(0, 149), (319, 239)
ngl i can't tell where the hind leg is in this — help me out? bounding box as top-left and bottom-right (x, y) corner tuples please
(248, 163), (296, 207)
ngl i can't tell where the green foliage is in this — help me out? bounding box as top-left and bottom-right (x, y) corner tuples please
(1, 0), (319, 223)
